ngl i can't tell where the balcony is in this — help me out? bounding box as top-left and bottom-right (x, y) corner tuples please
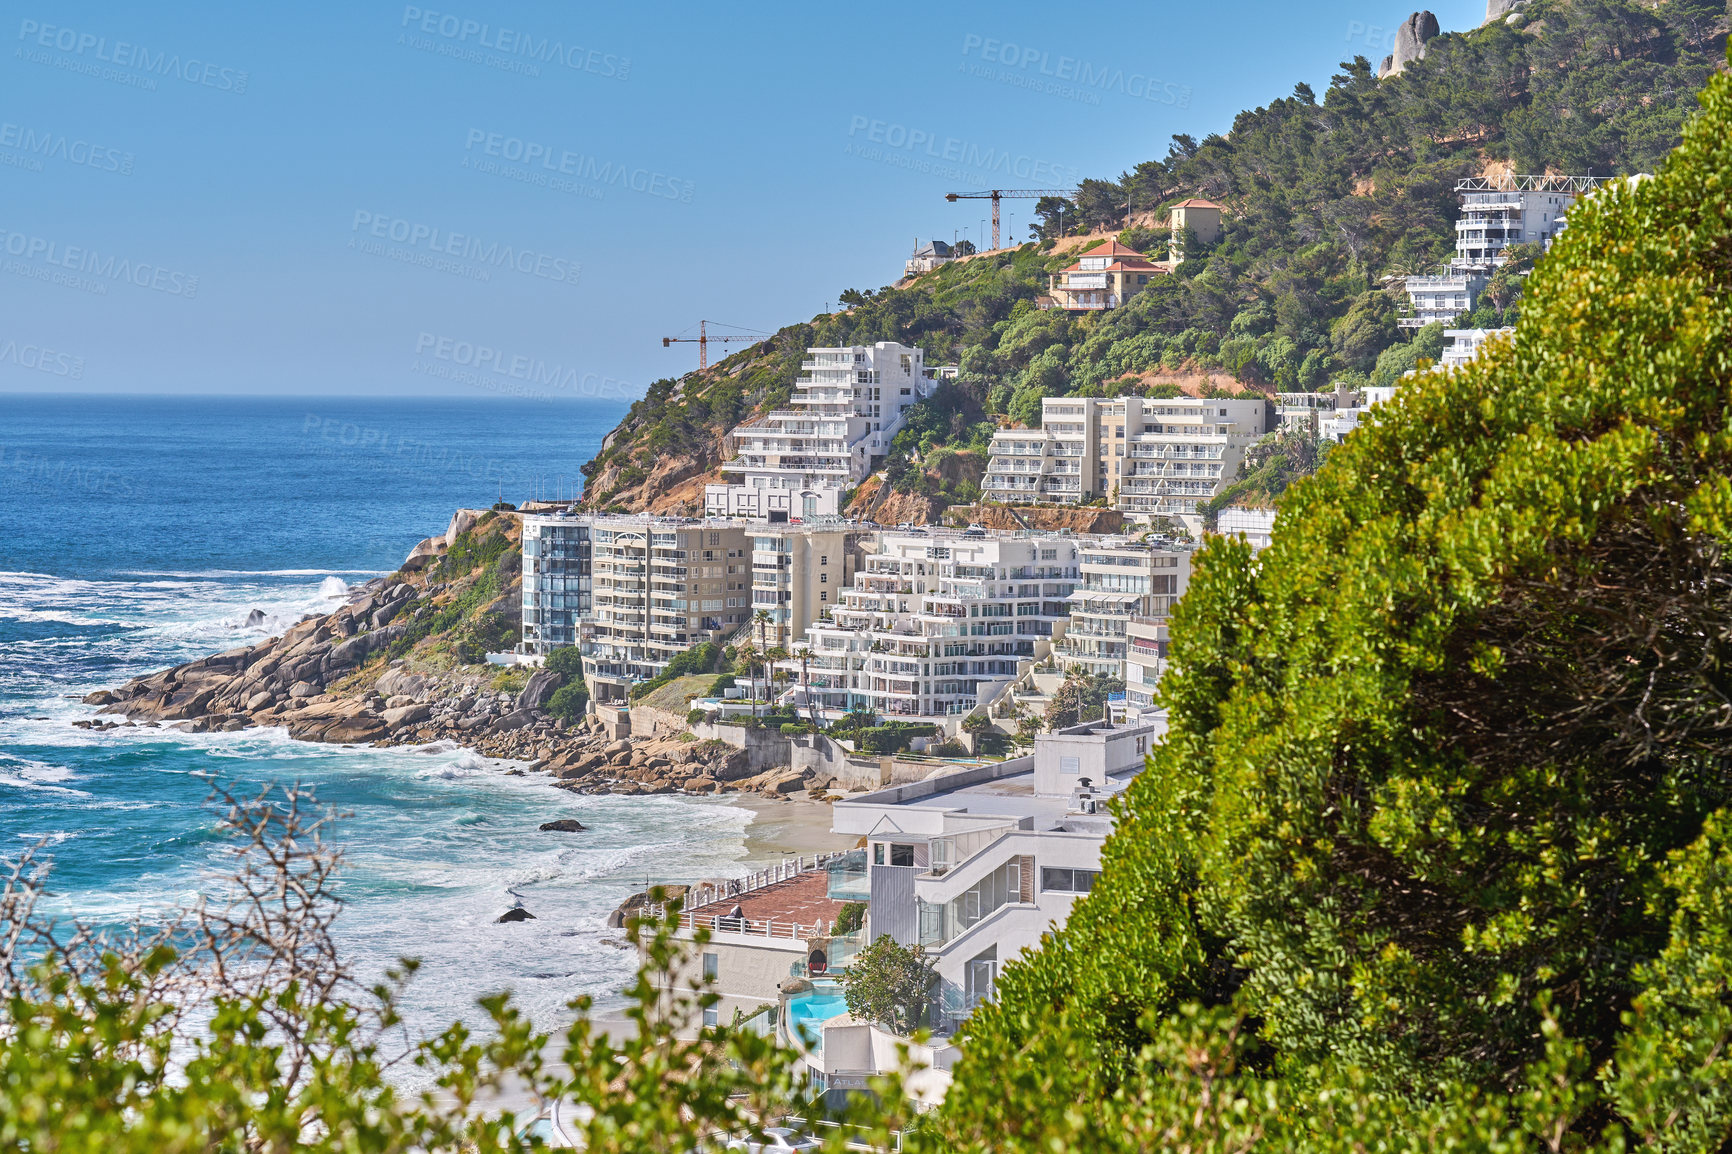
(826, 849), (869, 901)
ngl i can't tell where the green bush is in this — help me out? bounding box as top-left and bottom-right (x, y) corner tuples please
(938, 55), (1732, 1153)
(546, 681), (588, 723)
(831, 902), (867, 936)
(545, 646), (584, 677)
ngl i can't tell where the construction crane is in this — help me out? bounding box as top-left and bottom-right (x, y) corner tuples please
(945, 188), (1076, 251)
(661, 319), (769, 372)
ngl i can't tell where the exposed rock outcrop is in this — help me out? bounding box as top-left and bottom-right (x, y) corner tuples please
(539, 818), (587, 832)
(1378, 11), (1440, 79)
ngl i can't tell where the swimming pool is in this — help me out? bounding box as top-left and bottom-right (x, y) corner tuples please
(786, 992), (848, 1049)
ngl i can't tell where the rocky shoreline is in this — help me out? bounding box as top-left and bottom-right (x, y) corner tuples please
(82, 575), (837, 802)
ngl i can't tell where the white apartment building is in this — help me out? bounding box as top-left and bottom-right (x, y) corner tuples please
(984, 395), (1269, 529)
(559, 515), (754, 704)
(793, 530), (1079, 729)
(1404, 174), (1607, 328)
(1441, 327), (1514, 368)
(1399, 272), (1486, 330)
(706, 341), (936, 522)
(1053, 539), (1191, 677)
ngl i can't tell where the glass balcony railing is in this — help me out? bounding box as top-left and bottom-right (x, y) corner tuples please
(826, 849), (869, 902)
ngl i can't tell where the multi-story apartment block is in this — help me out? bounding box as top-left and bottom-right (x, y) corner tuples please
(1398, 272), (1487, 330)
(706, 341), (936, 522)
(1123, 615), (1167, 714)
(984, 395), (1269, 528)
(519, 512), (593, 655)
(748, 523), (871, 650)
(1052, 539), (1191, 677)
(1041, 240), (1166, 312)
(1404, 174), (1607, 327)
(1452, 174), (1604, 270)
(794, 530), (1080, 728)
(543, 515), (754, 704)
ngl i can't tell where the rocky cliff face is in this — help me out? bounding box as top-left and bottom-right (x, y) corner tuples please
(79, 507), (833, 799)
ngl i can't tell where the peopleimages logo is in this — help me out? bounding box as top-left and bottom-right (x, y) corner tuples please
(350, 212), (581, 285)
(0, 337), (84, 379)
(960, 34), (1191, 108)
(16, 19), (249, 93)
(0, 121), (133, 174)
(845, 116), (1079, 185)
(462, 129), (694, 203)
(398, 6), (629, 79)
(414, 332), (637, 401)
(0, 228), (198, 297)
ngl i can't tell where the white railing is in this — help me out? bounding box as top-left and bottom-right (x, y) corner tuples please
(649, 851), (850, 934)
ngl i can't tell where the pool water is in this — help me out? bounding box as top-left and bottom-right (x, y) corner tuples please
(786, 992), (848, 1048)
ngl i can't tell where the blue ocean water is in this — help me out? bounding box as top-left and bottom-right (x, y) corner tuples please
(0, 395), (755, 1044)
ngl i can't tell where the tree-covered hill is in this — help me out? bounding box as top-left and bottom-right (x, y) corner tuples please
(580, 0), (1727, 516)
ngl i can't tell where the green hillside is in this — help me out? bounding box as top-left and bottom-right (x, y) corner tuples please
(581, 0), (1727, 515)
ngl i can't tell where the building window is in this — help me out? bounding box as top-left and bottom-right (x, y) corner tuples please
(1041, 867), (1099, 893)
(821, 555), (828, 565)
(873, 843), (885, 865)
(890, 843), (914, 867)
(1060, 756), (1080, 774)
(820, 591), (827, 601)
(702, 952), (718, 980)
(820, 573), (827, 583)
(702, 1007), (719, 1028)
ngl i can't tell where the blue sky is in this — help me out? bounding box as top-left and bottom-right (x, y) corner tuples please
(0, 0), (1484, 400)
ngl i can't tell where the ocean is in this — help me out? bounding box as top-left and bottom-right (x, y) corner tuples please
(0, 394), (756, 1044)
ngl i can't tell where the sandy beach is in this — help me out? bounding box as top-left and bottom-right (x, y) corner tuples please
(730, 795), (859, 862)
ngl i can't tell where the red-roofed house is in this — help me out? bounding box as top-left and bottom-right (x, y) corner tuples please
(1041, 240), (1166, 312)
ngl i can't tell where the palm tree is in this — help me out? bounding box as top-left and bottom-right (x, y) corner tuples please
(752, 609), (773, 718)
(736, 642), (759, 720)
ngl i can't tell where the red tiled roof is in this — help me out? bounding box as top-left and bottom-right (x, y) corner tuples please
(687, 869), (844, 927)
(1171, 198), (1225, 210)
(1060, 256), (1166, 273)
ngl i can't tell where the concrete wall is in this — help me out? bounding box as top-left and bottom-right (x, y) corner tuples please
(592, 703), (631, 740)
(1033, 721), (1158, 798)
(689, 721), (792, 772)
(663, 932), (808, 1032)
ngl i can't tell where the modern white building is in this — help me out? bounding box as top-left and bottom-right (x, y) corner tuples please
(1403, 174), (1607, 327)
(1216, 506), (1277, 551)
(1452, 174), (1604, 271)
(803, 718), (1163, 1103)
(793, 529), (1080, 729)
(1441, 327), (1514, 368)
(706, 341), (937, 522)
(1052, 539), (1191, 678)
(1398, 272), (1487, 330)
(984, 395), (1269, 530)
